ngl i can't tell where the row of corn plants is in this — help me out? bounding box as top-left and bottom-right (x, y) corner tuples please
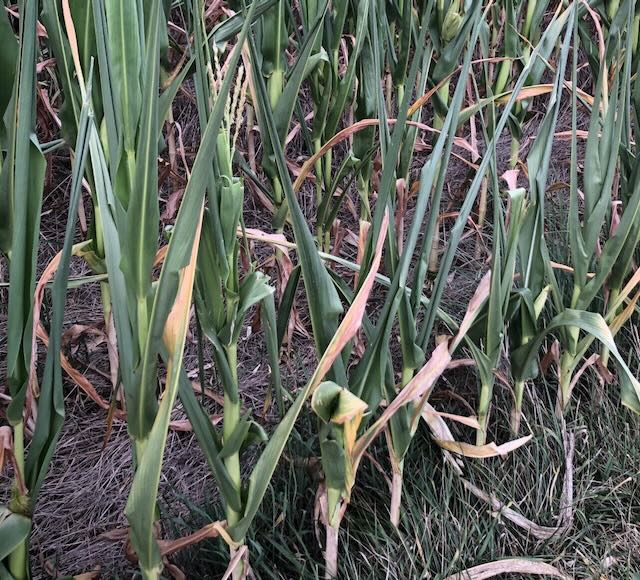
(1, 0), (639, 578)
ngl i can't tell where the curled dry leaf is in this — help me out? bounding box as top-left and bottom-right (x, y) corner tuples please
(353, 340), (453, 465)
(434, 435), (532, 458)
(157, 521), (231, 557)
(444, 558), (569, 580)
(451, 270), (491, 351)
(29, 242), (91, 402)
(72, 571), (101, 580)
(221, 545), (250, 580)
(434, 411), (481, 430)
(540, 339), (561, 376)
(501, 169), (519, 191)
(0, 426), (12, 472)
(167, 415), (222, 432)
(36, 323), (121, 418)
(353, 220), (371, 358)
(292, 118), (476, 193)
(309, 210), (389, 392)
(421, 403), (464, 474)
(460, 478), (568, 541)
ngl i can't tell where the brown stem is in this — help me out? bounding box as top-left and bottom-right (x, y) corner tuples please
(510, 379), (525, 434)
(230, 546), (245, 580)
(325, 522), (339, 579)
(390, 459), (404, 528)
(474, 176), (488, 261)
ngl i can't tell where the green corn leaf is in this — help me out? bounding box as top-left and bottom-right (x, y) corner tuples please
(0, 7), (17, 121)
(211, 0), (277, 44)
(318, 435), (346, 492)
(508, 287), (548, 382)
(69, 0), (102, 119)
(578, 178), (640, 309)
(398, 292), (425, 370)
(178, 371), (242, 512)
(105, 0), (142, 155)
(241, 421), (269, 452)
(5, 0), (45, 423)
(248, 24), (347, 386)
(312, 381), (344, 422)
(92, 0), (122, 176)
(515, 310), (640, 413)
(121, 0), (161, 348)
(25, 85), (92, 502)
(219, 418), (252, 459)
(237, 272), (274, 319)
(528, 6), (571, 84)
(262, 292), (285, 414)
(276, 264), (301, 349)
(229, 272), (274, 344)
(0, 509), (31, 561)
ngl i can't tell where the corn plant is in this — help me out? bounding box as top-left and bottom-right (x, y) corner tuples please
(381, 0), (569, 518)
(466, 6), (572, 442)
(467, 184), (527, 445)
(378, 0), (482, 523)
(160, 12), (393, 575)
(553, 2), (640, 413)
(264, 2), (489, 568)
(0, 2), (93, 576)
(42, 0), (180, 330)
(477, 0), (552, 169)
(306, 0), (372, 249)
(422, 0), (484, 277)
(513, 0), (640, 417)
(506, 7), (573, 433)
(251, 0), (327, 233)
(0, 2), (45, 576)
(40, 1), (259, 577)
(188, 6), (274, 574)
(430, 0), (468, 130)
